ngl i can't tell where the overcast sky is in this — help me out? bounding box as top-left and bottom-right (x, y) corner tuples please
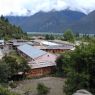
(0, 0), (95, 16)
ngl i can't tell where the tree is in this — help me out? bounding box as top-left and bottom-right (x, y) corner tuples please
(49, 35), (55, 40)
(45, 34), (55, 40)
(63, 43), (95, 95)
(0, 61), (10, 83)
(0, 15), (5, 21)
(2, 56), (19, 76)
(63, 29), (75, 43)
(45, 34), (50, 40)
(56, 55), (64, 76)
(37, 83), (50, 95)
(18, 58), (30, 73)
(0, 55), (30, 82)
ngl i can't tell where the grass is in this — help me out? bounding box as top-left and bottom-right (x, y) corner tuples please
(9, 51), (25, 64)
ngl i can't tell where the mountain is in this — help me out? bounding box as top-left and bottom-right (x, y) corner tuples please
(7, 10), (86, 33)
(0, 16), (27, 40)
(66, 11), (95, 34)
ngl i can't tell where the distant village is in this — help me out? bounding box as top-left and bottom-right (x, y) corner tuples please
(0, 38), (76, 77)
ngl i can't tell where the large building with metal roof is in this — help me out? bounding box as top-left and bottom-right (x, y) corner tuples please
(17, 44), (57, 77)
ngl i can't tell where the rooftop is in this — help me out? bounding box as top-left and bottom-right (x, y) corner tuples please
(0, 40), (4, 45)
(51, 40), (75, 46)
(41, 41), (59, 46)
(47, 45), (75, 50)
(13, 41), (33, 46)
(17, 44), (47, 59)
(28, 61), (56, 69)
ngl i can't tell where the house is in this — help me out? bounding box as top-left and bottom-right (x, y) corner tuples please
(17, 44), (57, 77)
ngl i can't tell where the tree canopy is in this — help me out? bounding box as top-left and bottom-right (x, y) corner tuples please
(62, 43), (95, 95)
(63, 29), (75, 43)
(0, 55), (30, 83)
(45, 34), (55, 40)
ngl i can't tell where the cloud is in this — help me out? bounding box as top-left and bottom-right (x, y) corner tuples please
(0, 0), (95, 16)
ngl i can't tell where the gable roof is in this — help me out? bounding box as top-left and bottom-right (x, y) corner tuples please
(17, 44), (47, 59)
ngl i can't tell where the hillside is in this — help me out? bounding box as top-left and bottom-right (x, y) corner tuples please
(66, 10), (95, 34)
(0, 16), (27, 40)
(7, 10), (86, 33)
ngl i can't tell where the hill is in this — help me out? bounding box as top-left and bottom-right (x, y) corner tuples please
(7, 10), (86, 33)
(0, 16), (27, 40)
(66, 10), (95, 34)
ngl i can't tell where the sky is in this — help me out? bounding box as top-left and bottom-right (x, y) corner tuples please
(0, 0), (95, 16)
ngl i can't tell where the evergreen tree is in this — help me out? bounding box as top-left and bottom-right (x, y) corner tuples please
(63, 29), (75, 43)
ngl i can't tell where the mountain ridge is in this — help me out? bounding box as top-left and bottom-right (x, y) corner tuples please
(7, 10), (86, 33)
(67, 10), (95, 34)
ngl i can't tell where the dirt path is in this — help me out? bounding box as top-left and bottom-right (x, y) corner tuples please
(11, 77), (65, 95)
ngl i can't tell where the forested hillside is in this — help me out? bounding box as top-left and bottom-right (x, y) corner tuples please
(0, 16), (27, 40)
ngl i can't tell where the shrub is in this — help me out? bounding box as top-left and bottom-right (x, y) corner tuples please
(37, 83), (50, 95)
(9, 81), (17, 89)
(0, 86), (18, 95)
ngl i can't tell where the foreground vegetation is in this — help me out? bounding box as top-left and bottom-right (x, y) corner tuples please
(0, 86), (19, 95)
(37, 83), (50, 95)
(56, 40), (95, 95)
(0, 54), (30, 83)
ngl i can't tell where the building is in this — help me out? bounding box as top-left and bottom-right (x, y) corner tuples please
(41, 41), (59, 46)
(31, 40), (75, 54)
(11, 40), (33, 49)
(0, 40), (5, 49)
(17, 44), (57, 77)
(42, 45), (75, 53)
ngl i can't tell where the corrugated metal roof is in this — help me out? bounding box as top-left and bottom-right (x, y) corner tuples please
(28, 61), (56, 69)
(13, 42), (25, 46)
(0, 40), (4, 45)
(47, 45), (75, 50)
(17, 44), (47, 59)
(0, 40), (4, 42)
(41, 41), (58, 46)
